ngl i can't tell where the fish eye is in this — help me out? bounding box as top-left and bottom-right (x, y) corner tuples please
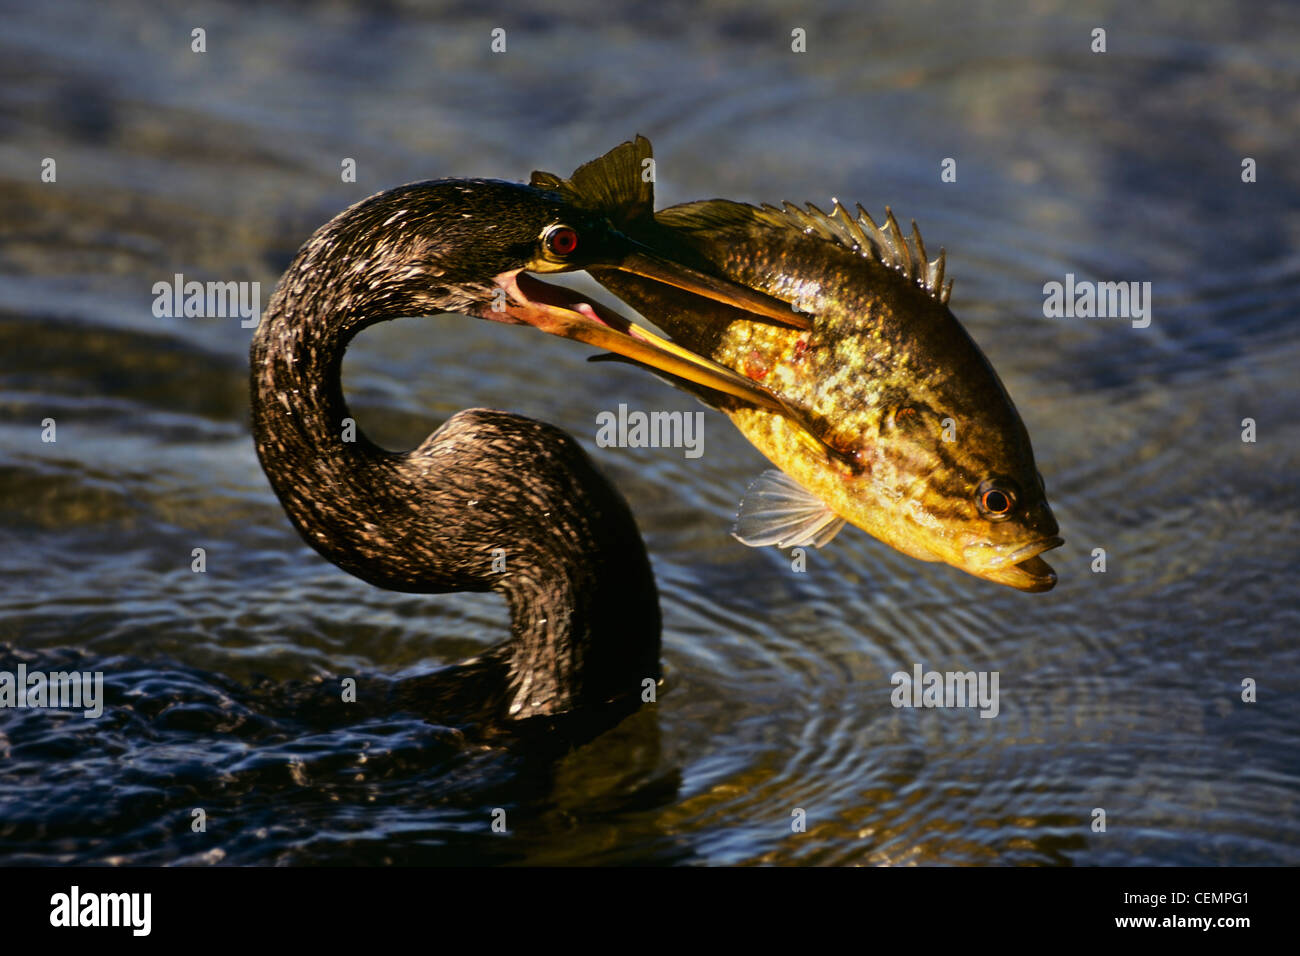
(976, 479), (1018, 520)
(542, 224), (580, 258)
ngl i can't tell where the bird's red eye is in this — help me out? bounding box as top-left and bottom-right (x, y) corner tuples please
(545, 225), (579, 257)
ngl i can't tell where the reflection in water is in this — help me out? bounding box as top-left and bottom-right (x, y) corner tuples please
(1, 0), (1298, 864)
(0, 646), (674, 866)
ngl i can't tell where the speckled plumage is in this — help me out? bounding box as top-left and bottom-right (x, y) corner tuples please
(250, 179), (661, 729)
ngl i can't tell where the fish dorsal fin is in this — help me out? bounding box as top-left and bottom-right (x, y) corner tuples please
(658, 198), (953, 305)
(732, 469), (847, 549)
(530, 135), (655, 228)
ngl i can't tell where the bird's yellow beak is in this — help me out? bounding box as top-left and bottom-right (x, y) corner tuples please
(489, 271), (802, 417)
(487, 258), (846, 465)
(611, 245), (808, 331)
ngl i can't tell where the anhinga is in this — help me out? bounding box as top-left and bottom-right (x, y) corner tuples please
(251, 175), (804, 727)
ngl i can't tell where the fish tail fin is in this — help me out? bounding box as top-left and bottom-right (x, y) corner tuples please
(530, 135), (655, 228)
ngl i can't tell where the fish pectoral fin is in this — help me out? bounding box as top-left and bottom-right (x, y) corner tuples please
(732, 469), (847, 549)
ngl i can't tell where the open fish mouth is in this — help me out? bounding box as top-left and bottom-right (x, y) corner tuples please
(963, 535), (1064, 593)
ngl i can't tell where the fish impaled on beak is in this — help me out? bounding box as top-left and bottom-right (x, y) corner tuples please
(529, 136), (1066, 593)
(489, 269), (848, 465)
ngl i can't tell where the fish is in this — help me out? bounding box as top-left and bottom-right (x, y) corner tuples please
(531, 137), (1062, 592)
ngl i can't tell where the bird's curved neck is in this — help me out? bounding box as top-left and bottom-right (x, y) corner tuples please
(251, 278), (385, 583)
(250, 203), (659, 721)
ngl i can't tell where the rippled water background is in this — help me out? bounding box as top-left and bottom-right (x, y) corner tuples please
(1, 0), (1297, 865)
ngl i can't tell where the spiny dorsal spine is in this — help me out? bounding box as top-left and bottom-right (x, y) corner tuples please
(765, 200), (953, 305)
